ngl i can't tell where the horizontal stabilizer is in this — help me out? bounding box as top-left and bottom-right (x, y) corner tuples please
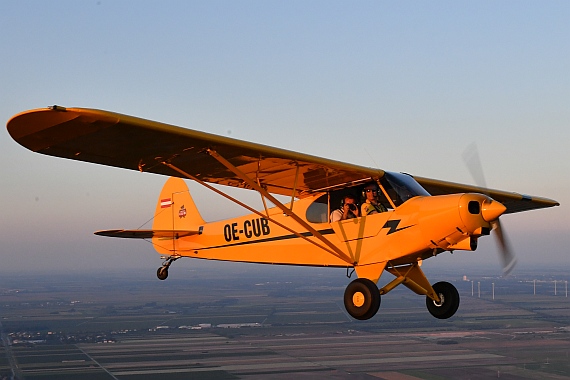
(94, 229), (200, 239)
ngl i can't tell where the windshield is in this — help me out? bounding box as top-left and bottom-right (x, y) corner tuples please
(381, 172), (430, 206)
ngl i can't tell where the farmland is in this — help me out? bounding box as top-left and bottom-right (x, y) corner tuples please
(1, 264), (569, 379)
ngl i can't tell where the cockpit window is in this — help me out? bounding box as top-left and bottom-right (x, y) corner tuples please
(306, 194), (328, 223)
(380, 172), (430, 206)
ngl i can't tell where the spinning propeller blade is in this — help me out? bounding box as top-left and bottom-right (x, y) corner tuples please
(463, 143), (516, 276)
(491, 219), (517, 275)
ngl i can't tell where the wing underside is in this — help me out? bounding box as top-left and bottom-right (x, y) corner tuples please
(7, 107), (379, 198)
(7, 106), (558, 213)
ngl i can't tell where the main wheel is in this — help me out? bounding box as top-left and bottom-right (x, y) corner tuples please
(426, 281), (460, 319)
(157, 266), (169, 280)
(343, 278), (381, 320)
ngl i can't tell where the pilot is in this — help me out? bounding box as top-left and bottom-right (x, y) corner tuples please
(361, 183), (387, 216)
(330, 195), (360, 222)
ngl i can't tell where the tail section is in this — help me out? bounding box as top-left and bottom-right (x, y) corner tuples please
(153, 177), (205, 232)
(94, 178), (203, 244)
(95, 178), (203, 257)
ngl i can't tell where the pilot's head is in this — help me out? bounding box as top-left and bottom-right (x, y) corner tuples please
(363, 183), (379, 200)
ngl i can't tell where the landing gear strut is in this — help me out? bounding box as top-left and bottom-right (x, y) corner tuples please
(156, 256), (179, 280)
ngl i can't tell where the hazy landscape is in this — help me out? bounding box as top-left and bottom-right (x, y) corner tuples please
(1, 263), (569, 379)
(2, 1), (569, 379)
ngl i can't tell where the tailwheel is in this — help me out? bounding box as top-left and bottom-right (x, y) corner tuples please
(157, 266), (169, 280)
(426, 281), (460, 319)
(156, 255), (179, 281)
(343, 278), (381, 320)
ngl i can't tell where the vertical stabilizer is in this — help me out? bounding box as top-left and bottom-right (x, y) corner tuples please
(152, 177), (205, 232)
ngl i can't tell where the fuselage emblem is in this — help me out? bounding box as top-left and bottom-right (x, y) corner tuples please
(383, 219), (414, 235)
(179, 205), (187, 218)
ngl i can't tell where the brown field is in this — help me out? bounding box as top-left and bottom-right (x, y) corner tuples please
(1, 264), (569, 379)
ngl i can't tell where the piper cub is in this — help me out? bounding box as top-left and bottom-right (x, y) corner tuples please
(7, 106), (559, 320)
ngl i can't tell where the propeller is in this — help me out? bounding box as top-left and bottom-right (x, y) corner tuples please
(462, 143), (517, 275)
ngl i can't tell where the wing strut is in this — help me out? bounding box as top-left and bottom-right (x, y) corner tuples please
(290, 163), (300, 212)
(161, 161), (354, 265)
(205, 149), (354, 264)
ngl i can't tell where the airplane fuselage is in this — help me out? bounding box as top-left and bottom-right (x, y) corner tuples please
(153, 192), (497, 272)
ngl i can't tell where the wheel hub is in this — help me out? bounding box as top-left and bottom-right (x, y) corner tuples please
(352, 291), (365, 307)
(433, 293), (445, 307)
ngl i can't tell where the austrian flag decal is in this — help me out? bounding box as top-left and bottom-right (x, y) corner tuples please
(160, 198), (172, 208)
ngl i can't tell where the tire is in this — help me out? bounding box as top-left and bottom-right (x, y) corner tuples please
(343, 278), (381, 320)
(426, 281), (460, 319)
(157, 266), (169, 280)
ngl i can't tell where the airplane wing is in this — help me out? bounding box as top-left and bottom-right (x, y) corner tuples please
(7, 106), (558, 214)
(7, 106), (379, 198)
(413, 176), (557, 214)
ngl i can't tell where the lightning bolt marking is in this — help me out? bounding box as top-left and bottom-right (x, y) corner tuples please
(383, 220), (415, 235)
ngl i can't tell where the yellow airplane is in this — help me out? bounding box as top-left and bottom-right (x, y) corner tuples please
(7, 106), (559, 320)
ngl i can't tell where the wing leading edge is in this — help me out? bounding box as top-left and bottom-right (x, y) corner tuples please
(7, 106), (558, 214)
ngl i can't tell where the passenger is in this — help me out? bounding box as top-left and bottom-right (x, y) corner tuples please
(330, 195), (360, 222)
(361, 183), (387, 216)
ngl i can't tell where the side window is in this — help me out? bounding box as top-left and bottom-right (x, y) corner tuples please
(305, 194), (328, 223)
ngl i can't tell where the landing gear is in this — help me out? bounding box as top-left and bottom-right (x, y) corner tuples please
(156, 256), (179, 281)
(344, 278), (381, 320)
(426, 281), (460, 319)
(157, 266), (169, 280)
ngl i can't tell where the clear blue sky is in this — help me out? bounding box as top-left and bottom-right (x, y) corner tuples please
(1, 1), (568, 275)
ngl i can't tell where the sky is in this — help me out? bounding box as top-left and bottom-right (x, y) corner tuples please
(0, 1), (568, 276)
